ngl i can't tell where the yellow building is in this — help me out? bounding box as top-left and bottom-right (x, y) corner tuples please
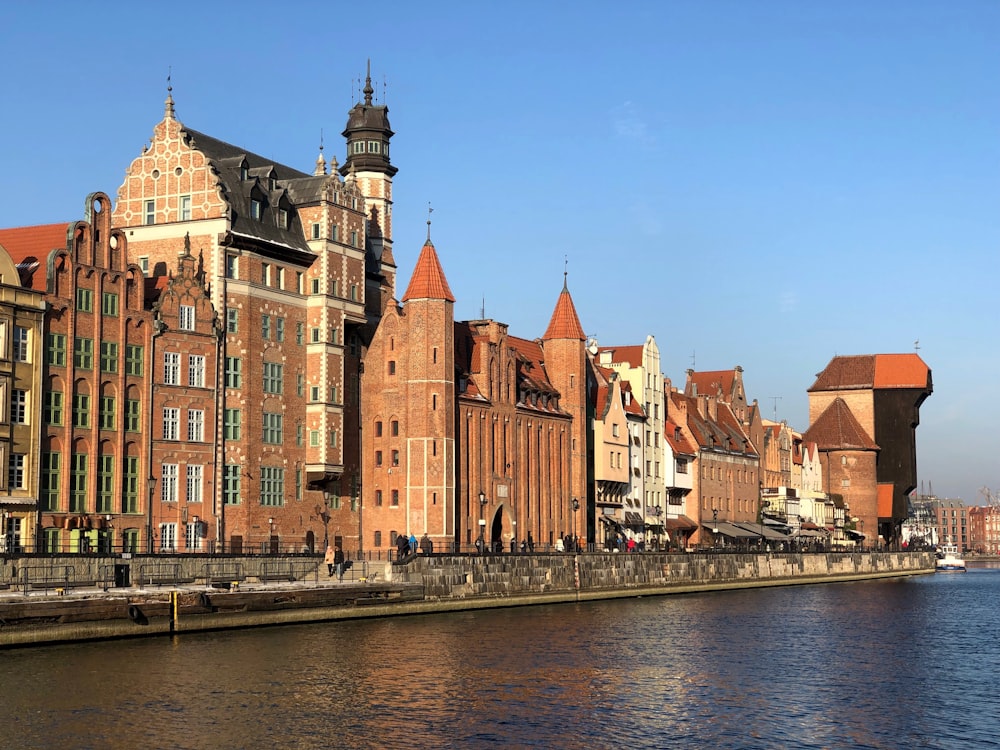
(0, 233), (47, 551)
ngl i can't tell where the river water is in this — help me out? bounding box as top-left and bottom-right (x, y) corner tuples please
(2, 565), (998, 750)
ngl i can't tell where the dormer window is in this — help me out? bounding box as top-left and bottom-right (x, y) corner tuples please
(278, 208), (289, 230)
(269, 175), (277, 191)
(251, 198), (263, 220)
(240, 162), (249, 181)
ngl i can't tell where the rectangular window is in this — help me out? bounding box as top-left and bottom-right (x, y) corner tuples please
(139, 256), (149, 275)
(392, 450), (399, 466)
(310, 386), (320, 402)
(125, 399), (140, 431)
(100, 341), (118, 373)
(73, 393), (90, 428)
(223, 465), (241, 505)
(263, 362), (283, 394)
(179, 305), (195, 330)
(163, 407), (180, 440)
(251, 198), (263, 220)
(41, 452), (60, 512)
(144, 200), (155, 225)
(309, 430), (320, 447)
(125, 344), (143, 376)
(391, 489), (399, 507)
(44, 390), (63, 425)
(262, 314), (271, 340)
(375, 490), (383, 506)
(391, 420), (399, 436)
(226, 309), (238, 333)
(225, 357), (242, 388)
(185, 521), (203, 552)
(97, 454), (114, 514)
(11, 389), (27, 424)
(180, 194), (192, 221)
(311, 223), (320, 240)
(263, 412), (283, 444)
(350, 284), (358, 301)
(311, 278), (321, 294)
(224, 408), (241, 440)
(296, 322), (304, 345)
(375, 451), (383, 467)
(73, 337), (93, 369)
(262, 264), (271, 287)
(276, 317), (285, 342)
(101, 293), (119, 317)
(159, 523), (177, 552)
(260, 467), (285, 507)
(46, 333), (67, 366)
(226, 254), (238, 279)
(161, 463), (179, 503)
(163, 352), (180, 385)
(296, 373), (305, 397)
(311, 327), (321, 343)
(100, 396), (116, 430)
(76, 288), (93, 312)
(124, 456), (139, 514)
(188, 354), (205, 387)
(188, 409), (205, 441)
(187, 465), (203, 504)
(12, 326), (29, 361)
(7, 453), (25, 490)
(70, 453), (88, 514)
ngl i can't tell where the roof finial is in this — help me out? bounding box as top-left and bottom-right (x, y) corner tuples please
(563, 255), (568, 291)
(314, 128), (327, 175)
(165, 66), (175, 119)
(427, 202), (434, 243)
(363, 59), (374, 106)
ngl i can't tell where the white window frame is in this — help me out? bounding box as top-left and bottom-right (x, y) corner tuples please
(161, 464), (179, 503)
(179, 304), (195, 331)
(164, 352), (180, 385)
(188, 354), (205, 387)
(188, 409), (205, 442)
(163, 407), (180, 441)
(187, 464), (203, 504)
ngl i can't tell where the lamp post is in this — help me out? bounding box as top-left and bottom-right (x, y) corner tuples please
(478, 490), (487, 553)
(652, 506), (663, 551)
(146, 475), (157, 554)
(571, 498), (580, 551)
(712, 508), (719, 549)
(759, 499), (770, 550)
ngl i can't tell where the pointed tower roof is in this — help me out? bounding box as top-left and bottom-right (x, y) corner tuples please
(401, 239), (455, 302)
(543, 280), (586, 340)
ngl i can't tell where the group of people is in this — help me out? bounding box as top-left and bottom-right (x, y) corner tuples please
(323, 545), (346, 580)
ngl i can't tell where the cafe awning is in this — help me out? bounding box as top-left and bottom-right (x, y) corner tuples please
(731, 522), (788, 541)
(705, 522), (758, 539)
(664, 516), (698, 531)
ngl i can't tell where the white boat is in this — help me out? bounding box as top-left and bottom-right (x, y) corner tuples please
(935, 542), (966, 572)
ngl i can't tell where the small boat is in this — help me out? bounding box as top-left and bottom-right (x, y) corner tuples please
(935, 542), (966, 572)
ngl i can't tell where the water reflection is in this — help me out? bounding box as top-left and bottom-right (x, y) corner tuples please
(2, 570), (998, 749)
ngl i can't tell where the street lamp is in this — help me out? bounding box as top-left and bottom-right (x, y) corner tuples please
(572, 498), (580, 552)
(478, 490), (487, 553)
(146, 475), (157, 553)
(712, 508), (719, 548)
(759, 499), (770, 549)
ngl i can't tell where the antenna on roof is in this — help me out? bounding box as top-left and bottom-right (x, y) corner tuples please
(690, 350), (696, 370)
(426, 202), (433, 242)
(769, 396), (782, 422)
(914, 339), (920, 351)
(481, 296), (486, 320)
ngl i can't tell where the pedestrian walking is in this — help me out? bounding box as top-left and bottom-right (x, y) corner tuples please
(324, 545), (336, 576)
(334, 546), (345, 581)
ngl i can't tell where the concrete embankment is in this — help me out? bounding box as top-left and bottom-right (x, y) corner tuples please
(0, 551), (935, 648)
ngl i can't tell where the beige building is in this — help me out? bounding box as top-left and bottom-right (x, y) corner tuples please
(0, 237), (46, 552)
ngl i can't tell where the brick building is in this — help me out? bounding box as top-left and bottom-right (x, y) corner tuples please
(110, 76), (396, 553)
(361, 239), (589, 555)
(805, 354), (932, 549)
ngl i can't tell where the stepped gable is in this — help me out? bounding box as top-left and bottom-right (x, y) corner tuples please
(401, 240), (455, 302)
(542, 282), (585, 340)
(0, 223), (70, 291)
(802, 397), (879, 451)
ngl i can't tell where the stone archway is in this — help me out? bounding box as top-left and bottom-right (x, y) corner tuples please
(490, 506), (505, 553)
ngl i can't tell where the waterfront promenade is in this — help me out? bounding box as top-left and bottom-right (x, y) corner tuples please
(0, 550), (934, 648)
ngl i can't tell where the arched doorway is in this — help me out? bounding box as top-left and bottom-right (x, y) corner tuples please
(490, 507), (505, 553)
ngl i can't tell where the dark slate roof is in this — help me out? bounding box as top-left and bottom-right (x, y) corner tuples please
(182, 127), (313, 256)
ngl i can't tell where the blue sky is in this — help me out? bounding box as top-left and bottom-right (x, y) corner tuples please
(2, 1), (997, 504)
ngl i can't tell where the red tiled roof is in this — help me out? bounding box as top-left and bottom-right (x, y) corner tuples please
(598, 344), (644, 368)
(808, 354), (931, 392)
(401, 240), (455, 302)
(0, 222), (70, 291)
(543, 286), (585, 340)
(688, 369), (734, 398)
(802, 397), (879, 451)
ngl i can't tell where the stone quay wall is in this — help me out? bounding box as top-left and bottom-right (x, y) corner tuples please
(388, 551), (936, 601)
